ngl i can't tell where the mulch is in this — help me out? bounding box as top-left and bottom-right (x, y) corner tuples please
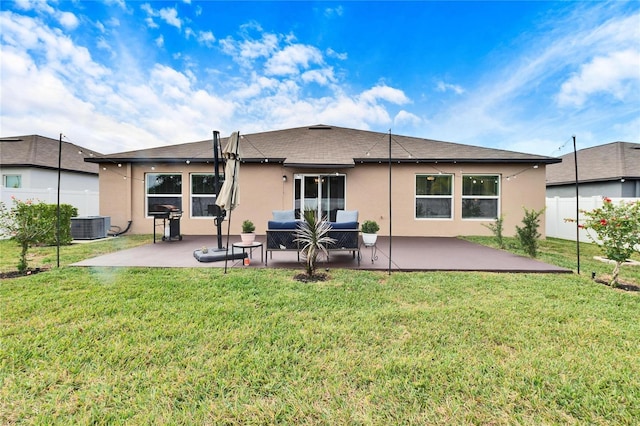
(594, 277), (640, 292)
(0, 267), (50, 280)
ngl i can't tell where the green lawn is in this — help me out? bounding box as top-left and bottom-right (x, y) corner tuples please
(1, 237), (639, 424)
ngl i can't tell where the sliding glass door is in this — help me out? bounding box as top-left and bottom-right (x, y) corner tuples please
(294, 174), (345, 221)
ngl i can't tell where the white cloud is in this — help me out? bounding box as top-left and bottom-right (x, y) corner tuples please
(10, 0), (79, 30)
(394, 110), (422, 128)
(265, 44), (324, 75)
(360, 85), (410, 105)
(12, 0), (32, 10)
(158, 7), (181, 29)
(141, 4), (182, 30)
(155, 35), (164, 48)
(435, 81), (465, 95)
(197, 30), (215, 47)
(0, 10), (235, 153)
(301, 68), (336, 86)
(104, 0), (126, 9)
(324, 6), (344, 18)
(140, 3), (154, 16)
(106, 17), (120, 28)
(1, 7), (419, 152)
(557, 49), (640, 107)
(144, 17), (158, 29)
(326, 48), (347, 60)
(57, 11), (78, 30)
(221, 32), (280, 67)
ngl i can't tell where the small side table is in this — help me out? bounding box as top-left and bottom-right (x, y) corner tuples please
(232, 241), (264, 265)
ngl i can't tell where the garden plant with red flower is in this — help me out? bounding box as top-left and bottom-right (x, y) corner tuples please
(578, 197), (640, 287)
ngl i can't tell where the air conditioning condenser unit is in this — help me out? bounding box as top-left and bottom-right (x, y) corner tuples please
(71, 216), (111, 240)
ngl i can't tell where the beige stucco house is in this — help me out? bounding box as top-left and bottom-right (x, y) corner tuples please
(87, 125), (561, 237)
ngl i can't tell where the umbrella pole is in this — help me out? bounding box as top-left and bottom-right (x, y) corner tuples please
(213, 131), (225, 251)
(223, 209), (233, 273)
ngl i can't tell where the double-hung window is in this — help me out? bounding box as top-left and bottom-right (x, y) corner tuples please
(191, 173), (221, 217)
(415, 174), (453, 219)
(146, 173), (182, 215)
(462, 175), (500, 219)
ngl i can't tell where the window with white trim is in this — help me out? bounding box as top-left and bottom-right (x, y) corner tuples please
(191, 173), (222, 217)
(3, 175), (21, 188)
(415, 174), (453, 219)
(146, 173), (182, 215)
(462, 175), (500, 219)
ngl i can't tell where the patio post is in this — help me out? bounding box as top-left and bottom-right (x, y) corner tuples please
(388, 129), (392, 275)
(56, 133), (62, 268)
(573, 135), (580, 274)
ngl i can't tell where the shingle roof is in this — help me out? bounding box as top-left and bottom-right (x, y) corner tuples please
(546, 141), (640, 186)
(86, 124), (560, 167)
(1, 135), (101, 175)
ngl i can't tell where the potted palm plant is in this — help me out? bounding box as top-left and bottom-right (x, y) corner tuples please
(361, 220), (379, 246)
(240, 219), (256, 244)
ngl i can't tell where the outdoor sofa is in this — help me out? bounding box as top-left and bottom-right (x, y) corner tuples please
(265, 210), (361, 265)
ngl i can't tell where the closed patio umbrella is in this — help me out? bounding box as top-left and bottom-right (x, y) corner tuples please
(215, 131), (241, 212)
(215, 131), (241, 272)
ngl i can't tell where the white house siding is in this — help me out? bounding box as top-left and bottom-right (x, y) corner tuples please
(0, 167), (99, 216)
(545, 196), (638, 242)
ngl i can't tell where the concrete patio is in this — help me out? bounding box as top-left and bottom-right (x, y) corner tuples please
(72, 235), (571, 273)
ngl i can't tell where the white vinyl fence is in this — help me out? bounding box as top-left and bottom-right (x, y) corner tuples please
(546, 196), (638, 243)
(1, 187), (99, 217)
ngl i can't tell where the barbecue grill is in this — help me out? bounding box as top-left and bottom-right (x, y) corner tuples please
(150, 204), (183, 242)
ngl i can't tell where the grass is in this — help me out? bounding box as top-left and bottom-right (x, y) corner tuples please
(1, 236), (639, 424)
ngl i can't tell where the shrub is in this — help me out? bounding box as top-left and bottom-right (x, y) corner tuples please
(577, 198), (640, 287)
(516, 207), (544, 258)
(483, 214), (505, 249)
(0, 198), (76, 272)
(43, 203), (77, 246)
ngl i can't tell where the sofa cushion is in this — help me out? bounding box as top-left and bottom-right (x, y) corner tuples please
(329, 221), (359, 229)
(336, 210), (358, 223)
(272, 209), (296, 221)
(268, 220), (300, 229)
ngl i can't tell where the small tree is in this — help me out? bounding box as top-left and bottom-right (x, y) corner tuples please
(294, 210), (335, 277)
(579, 198), (640, 287)
(0, 198), (56, 272)
(483, 214), (505, 249)
(516, 207), (544, 257)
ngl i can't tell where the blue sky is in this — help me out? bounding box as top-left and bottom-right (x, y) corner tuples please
(1, 1), (638, 155)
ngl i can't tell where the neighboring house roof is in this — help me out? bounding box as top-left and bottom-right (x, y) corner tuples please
(86, 124), (560, 168)
(546, 141), (640, 186)
(1, 135), (101, 175)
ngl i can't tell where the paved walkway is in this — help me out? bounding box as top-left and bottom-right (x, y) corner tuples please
(72, 235), (571, 273)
